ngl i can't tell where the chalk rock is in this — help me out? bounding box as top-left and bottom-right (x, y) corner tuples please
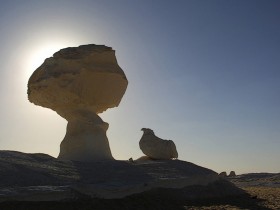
(139, 128), (178, 160)
(28, 44), (128, 161)
(228, 171), (236, 177)
(219, 171), (227, 177)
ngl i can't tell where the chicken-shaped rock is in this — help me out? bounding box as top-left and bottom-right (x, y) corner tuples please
(139, 128), (178, 160)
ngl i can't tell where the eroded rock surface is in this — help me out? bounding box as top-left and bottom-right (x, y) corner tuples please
(0, 151), (245, 202)
(28, 44), (128, 161)
(139, 128), (178, 160)
(28, 44), (127, 114)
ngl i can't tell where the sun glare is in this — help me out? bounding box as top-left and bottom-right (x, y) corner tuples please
(25, 43), (68, 80)
(23, 43), (72, 81)
(18, 42), (71, 97)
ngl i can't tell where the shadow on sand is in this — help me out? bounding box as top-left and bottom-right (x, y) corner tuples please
(0, 188), (272, 210)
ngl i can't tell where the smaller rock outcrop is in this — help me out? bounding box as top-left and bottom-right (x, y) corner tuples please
(139, 128), (178, 160)
(219, 171), (227, 177)
(228, 171), (236, 177)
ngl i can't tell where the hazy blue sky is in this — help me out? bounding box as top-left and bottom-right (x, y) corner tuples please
(0, 0), (279, 174)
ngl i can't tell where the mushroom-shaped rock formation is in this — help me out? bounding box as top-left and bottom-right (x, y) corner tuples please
(139, 128), (178, 160)
(28, 44), (128, 161)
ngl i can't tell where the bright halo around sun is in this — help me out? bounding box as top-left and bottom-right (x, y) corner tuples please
(25, 42), (67, 80)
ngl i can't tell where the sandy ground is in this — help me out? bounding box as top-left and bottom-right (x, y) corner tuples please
(0, 186), (279, 210)
(184, 187), (280, 210)
(243, 187), (280, 210)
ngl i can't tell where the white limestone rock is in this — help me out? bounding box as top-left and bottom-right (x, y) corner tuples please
(139, 128), (178, 160)
(28, 44), (128, 161)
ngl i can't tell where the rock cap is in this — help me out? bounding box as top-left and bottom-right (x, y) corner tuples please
(28, 44), (128, 116)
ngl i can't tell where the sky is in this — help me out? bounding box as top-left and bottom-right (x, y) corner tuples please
(0, 0), (279, 174)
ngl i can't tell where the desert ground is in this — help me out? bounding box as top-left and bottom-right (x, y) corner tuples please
(184, 173), (280, 210)
(0, 151), (279, 209)
(184, 186), (280, 210)
(0, 174), (279, 210)
(0, 186), (279, 210)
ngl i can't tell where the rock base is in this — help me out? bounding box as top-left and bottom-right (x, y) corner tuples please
(0, 151), (244, 202)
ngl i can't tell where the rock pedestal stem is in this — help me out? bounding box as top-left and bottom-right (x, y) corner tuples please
(57, 109), (113, 161)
